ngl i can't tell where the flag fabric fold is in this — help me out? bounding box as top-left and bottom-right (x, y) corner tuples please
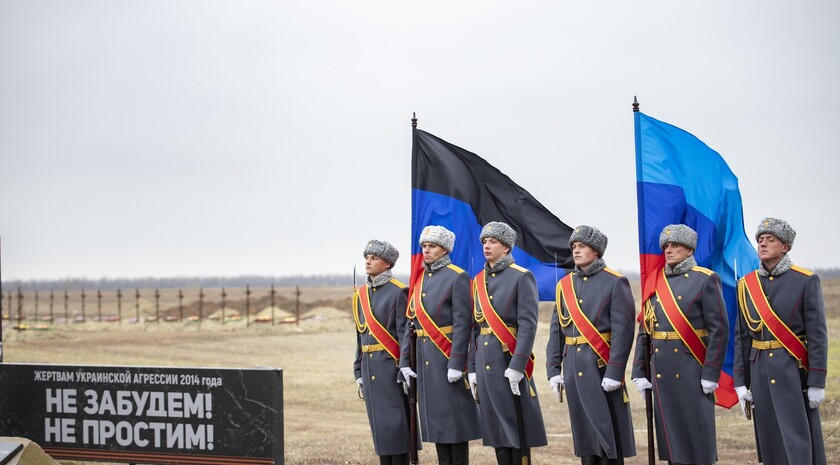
(635, 111), (759, 408)
(411, 128), (574, 301)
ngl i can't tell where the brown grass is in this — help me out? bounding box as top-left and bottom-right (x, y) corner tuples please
(3, 280), (839, 465)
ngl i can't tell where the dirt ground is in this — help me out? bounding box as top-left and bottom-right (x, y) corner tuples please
(2, 284), (839, 465)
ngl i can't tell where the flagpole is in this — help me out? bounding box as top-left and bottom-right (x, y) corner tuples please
(408, 112), (420, 465)
(634, 96), (656, 465)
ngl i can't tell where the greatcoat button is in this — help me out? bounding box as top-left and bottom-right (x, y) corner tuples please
(769, 353), (774, 358)
(677, 296), (682, 300)
(578, 372), (583, 377)
(578, 299), (583, 303)
(577, 347), (581, 352)
(371, 375), (376, 381)
(769, 276), (774, 281)
(485, 365), (491, 371)
(428, 273), (432, 277)
(675, 374), (680, 379)
(492, 273), (496, 277)
(655, 348), (659, 353)
(684, 274), (690, 278)
(425, 361), (429, 366)
(771, 379), (776, 384)
(489, 296), (493, 300)
(674, 348), (679, 353)
(656, 374), (662, 379)
(422, 293), (426, 297)
(484, 341), (489, 346)
(583, 277), (588, 282)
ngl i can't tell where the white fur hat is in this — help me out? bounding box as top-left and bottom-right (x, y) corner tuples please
(419, 225), (455, 253)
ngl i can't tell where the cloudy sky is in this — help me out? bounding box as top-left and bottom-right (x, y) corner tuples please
(1, 1), (838, 281)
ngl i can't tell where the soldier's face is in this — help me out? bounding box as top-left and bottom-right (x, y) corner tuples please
(571, 242), (598, 268)
(663, 242), (693, 267)
(482, 238), (510, 264)
(757, 233), (790, 263)
(365, 254), (390, 277)
(422, 242), (447, 264)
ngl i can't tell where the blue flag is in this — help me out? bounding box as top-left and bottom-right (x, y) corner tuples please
(635, 111), (758, 408)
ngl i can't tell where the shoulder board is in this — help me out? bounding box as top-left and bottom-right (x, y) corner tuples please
(691, 266), (714, 276)
(509, 264), (528, 273)
(446, 264), (466, 274)
(791, 265), (814, 277)
(389, 278), (407, 288)
(603, 267), (623, 278)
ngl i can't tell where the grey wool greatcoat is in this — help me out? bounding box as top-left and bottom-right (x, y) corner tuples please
(401, 262), (482, 444)
(546, 267), (636, 460)
(470, 260), (548, 449)
(631, 265), (729, 465)
(353, 278), (413, 456)
(733, 265), (827, 465)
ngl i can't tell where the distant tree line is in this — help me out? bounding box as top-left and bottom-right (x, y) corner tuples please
(4, 268), (839, 292)
(2, 274), (408, 291)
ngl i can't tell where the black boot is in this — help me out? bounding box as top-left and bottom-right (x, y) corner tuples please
(451, 442), (469, 465)
(494, 447), (512, 465)
(581, 456), (600, 465)
(436, 443), (452, 465)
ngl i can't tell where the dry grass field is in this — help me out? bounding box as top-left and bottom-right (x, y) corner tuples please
(3, 280), (840, 465)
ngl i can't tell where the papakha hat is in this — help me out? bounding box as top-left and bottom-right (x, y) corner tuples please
(363, 239), (399, 265)
(569, 225), (608, 258)
(659, 224), (698, 251)
(419, 225), (455, 253)
(755, 217), (796, 248)
(479, 222), (516, 249)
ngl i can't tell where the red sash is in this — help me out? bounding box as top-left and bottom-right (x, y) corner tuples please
(474, 270), (535, 379)
(654, 270), (707, 366)
(410, 272), (453, 359)
(357, 284), (400, 361)
(743, 271), (809, 370)
(558, 275), (611, 365)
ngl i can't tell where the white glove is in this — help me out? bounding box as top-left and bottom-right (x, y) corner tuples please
(601, 377), (622, 392)
(735, 386), (753, 402)
(400, 367), (417, 388)
(447, 368), (463, 383)
(468, 372), (478, 401)
(632, 377), (652, 394)
(549, 375), (564, 401)
(808, 387), (825, 409)
(701, 379), (719, 395)
(356, 377), (364, 399)
(504, 368), (525, 396)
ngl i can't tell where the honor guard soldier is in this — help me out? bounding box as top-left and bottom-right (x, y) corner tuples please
(401, 225), (482, 465)
(469, 221), (547, 465)
(631, 224), (729, 465)
(733, 218), (827, 465)
(546, 226), (636, 465)
(353, 240), (415, 465)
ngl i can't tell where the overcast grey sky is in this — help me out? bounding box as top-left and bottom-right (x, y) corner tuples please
(2, 1), (838, 281)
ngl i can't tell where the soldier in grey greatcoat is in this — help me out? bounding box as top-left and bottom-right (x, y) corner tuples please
(546, 225), (636, 465)
(468, 221), (547, 465)
(630, 224), (729, 465)
(400, 225), (482, 465)
(733, 218), (827, 465)
(353, 240), (413, 465)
